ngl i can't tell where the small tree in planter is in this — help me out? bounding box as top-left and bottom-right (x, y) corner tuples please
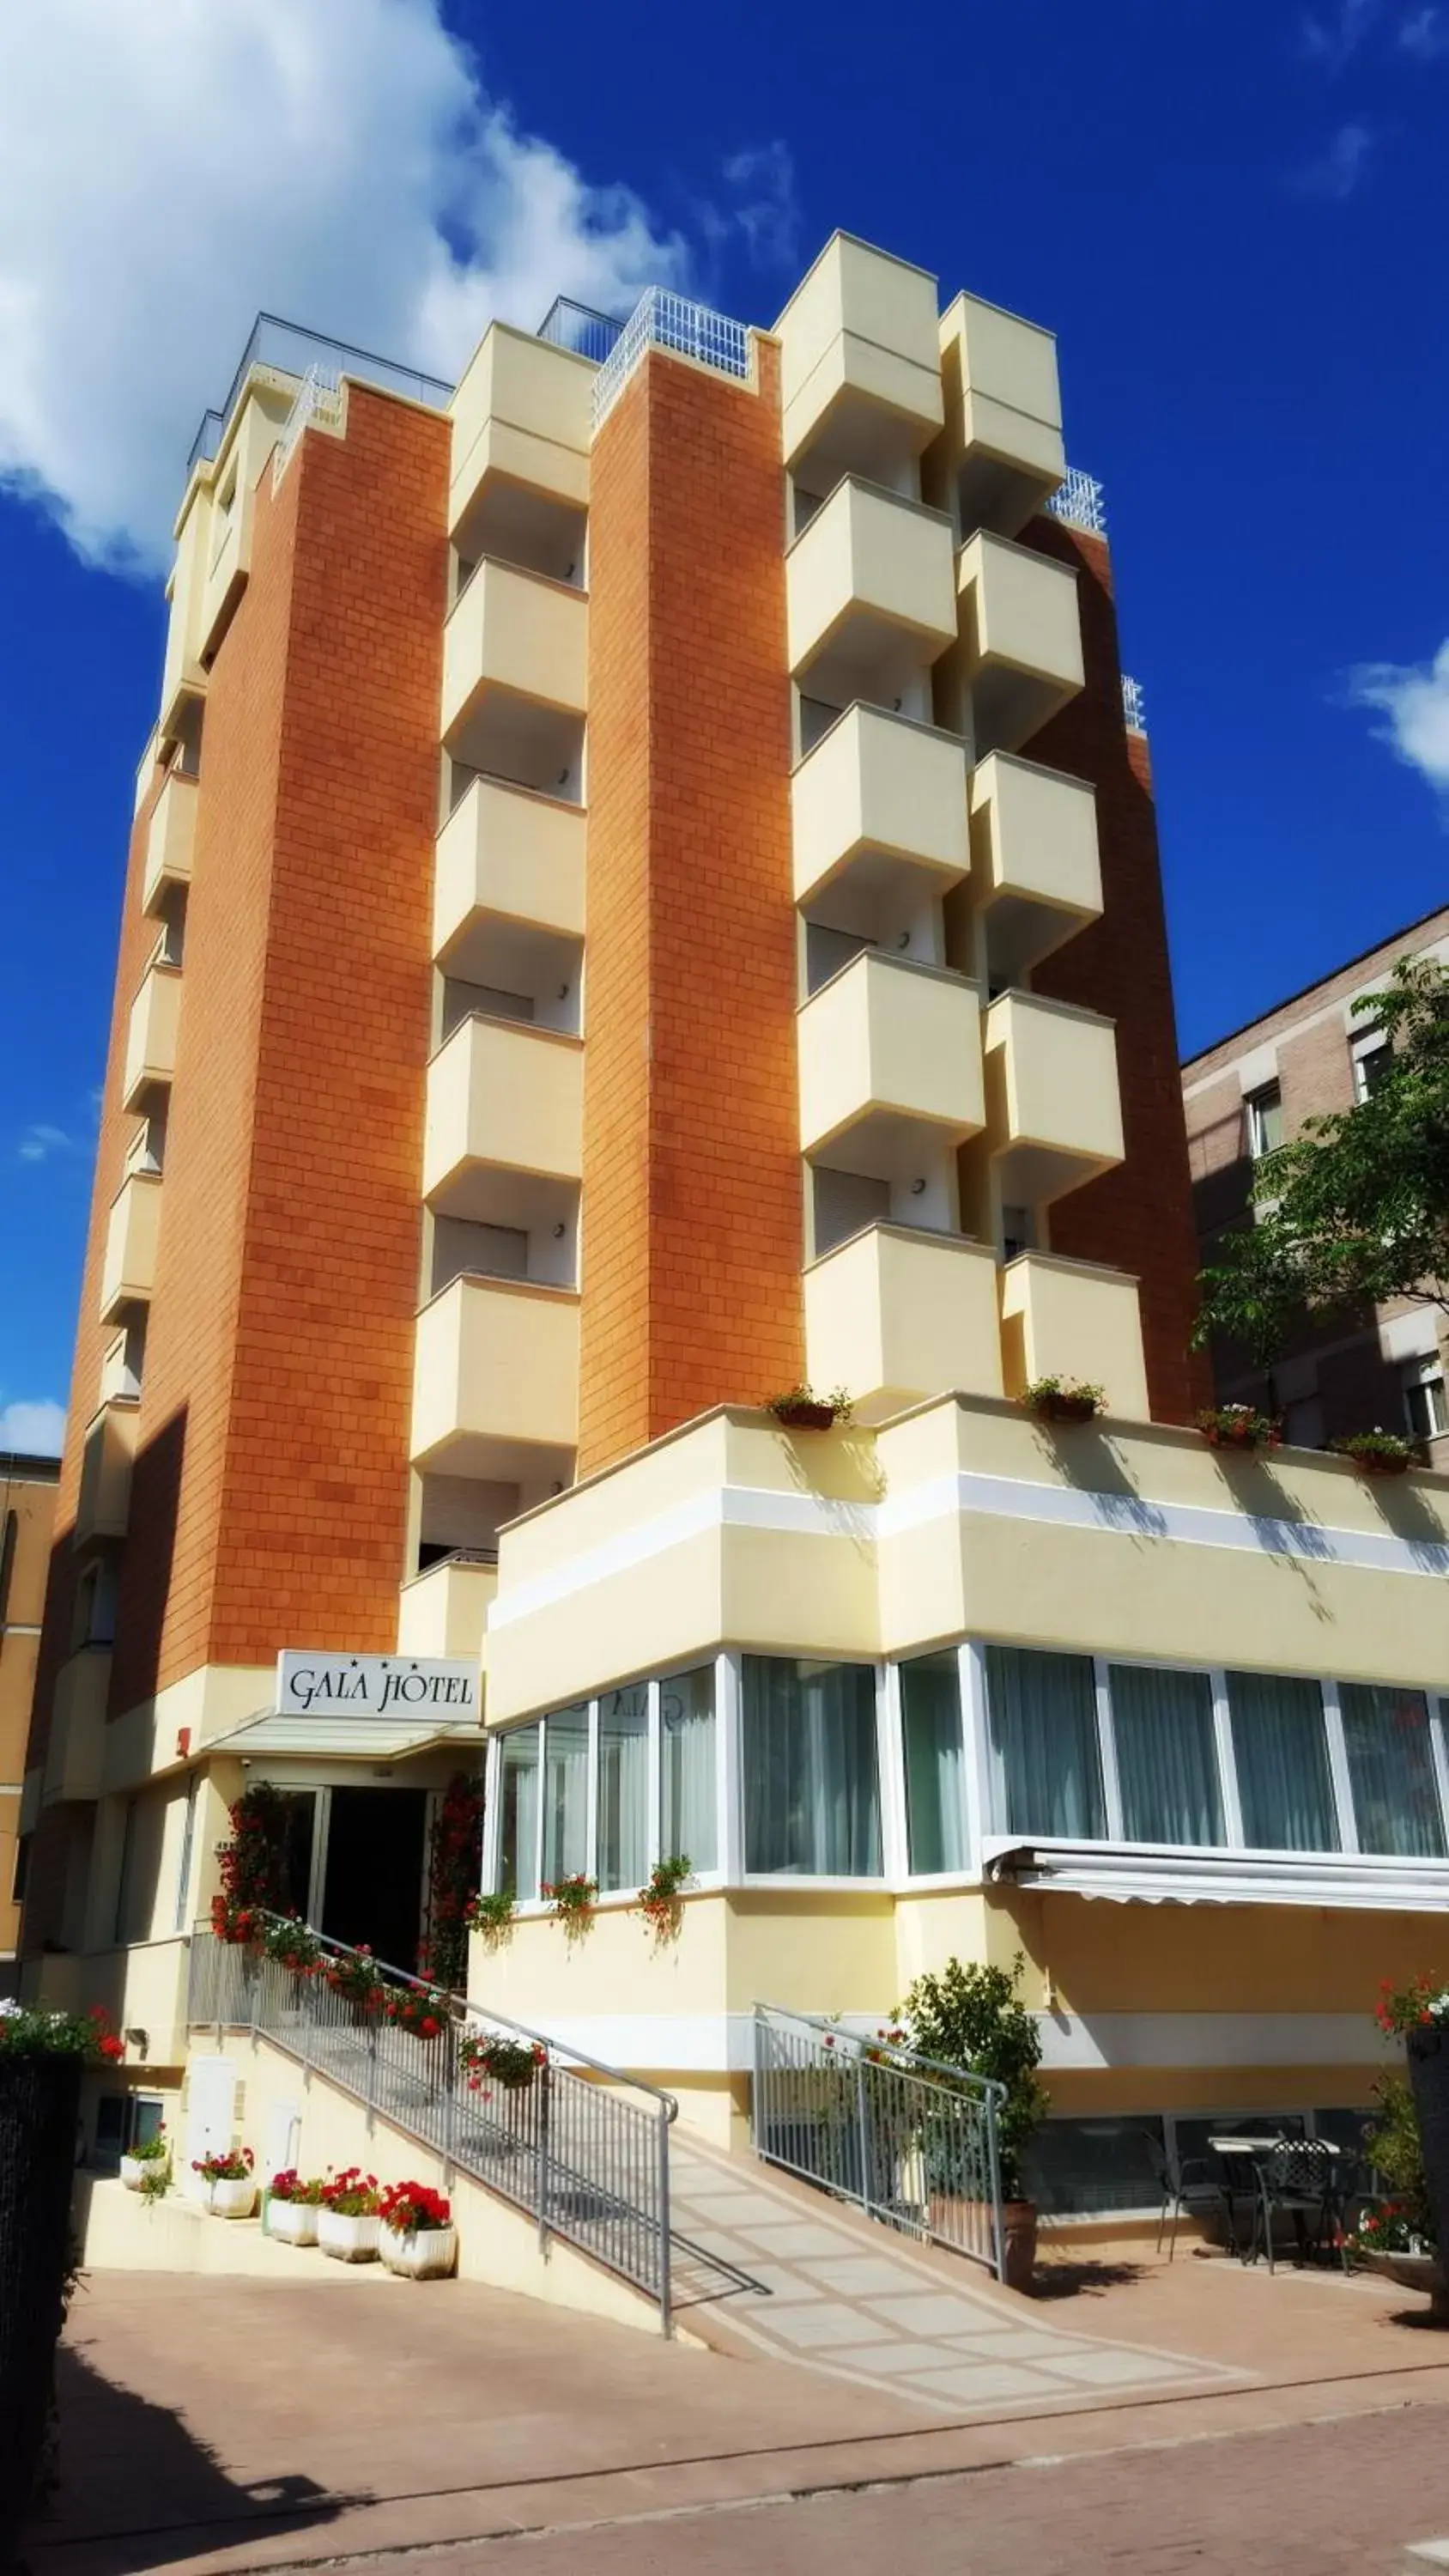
(1197, 1403), (1281, 1454)
(378, 2180), (458, 2279)
(1376, 1978), (1449, 2303)
(1333, 1429), (1417, 1479)
(767, 1385), (853, 1432)
(1021, 1376), (1104, 1427)
(897, 1953), (1048, 2293)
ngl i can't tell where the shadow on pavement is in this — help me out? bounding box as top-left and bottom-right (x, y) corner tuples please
(1029, 2258), (1149, 2301)
(21, 2344), (367, 2576)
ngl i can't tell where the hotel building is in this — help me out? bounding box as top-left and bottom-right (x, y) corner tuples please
(18, 238), (1449, 2221)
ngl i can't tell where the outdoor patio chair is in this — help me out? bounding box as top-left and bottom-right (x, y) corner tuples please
(1247, 2138), (1344, 2273)
(1142, 2132), (1239, 2260)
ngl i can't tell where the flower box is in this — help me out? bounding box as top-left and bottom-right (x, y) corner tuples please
(773, 1400), (837, 1430)
(119, 2152), (167, 2192)
(205, 2176), (258, 2220)
(266, 2197), (318, 2247)
(318, 2208), (379, 2262)
(1197, 1406), (1280, 1454)
(1027, 1388), (1100, 1425)
(379, 2221), (458, 2280)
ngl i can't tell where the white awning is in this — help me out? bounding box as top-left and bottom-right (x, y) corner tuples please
(206, 1709), (483, 1762)
(982, 1837), (1449, 1911)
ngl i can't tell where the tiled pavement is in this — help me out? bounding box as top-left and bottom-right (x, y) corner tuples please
(668, 2130), (1238, 2415)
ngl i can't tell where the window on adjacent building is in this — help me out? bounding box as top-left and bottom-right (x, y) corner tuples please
(661, 1666), (717, 1871)
(984, 1645), (1106, 1841)
(741, 1656), (882, 1877)
(596, 1685), (649, 1893)
(1108, 1663), (1224, 1847)
(1351, 1028), (1392, 1103)
(1244, 1082), (1283, 1162)
(1339, 1685), (1447, 1859)
(900, 1650), (968, 1874)
(1403, 1353), (1449, 1443)
(1227, 1670), (1339, 1852)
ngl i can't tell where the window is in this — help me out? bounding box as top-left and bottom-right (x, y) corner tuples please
(112, 1796), (139, 1945)
(1282, 1394), (1325, 1451)
(661, 1666), (717, 1871)
(1339, 1685), (1446, 1859)
(1351, 1029), (1391, 1103)
(985, 1645), (1105, 1840)
(1227, 1671), (1339, 1852)
(499, 1726), (540, 1899)
(1244, 1082), (1283, 1161)
(541, 1704), (589, 1886)
(741, 1657), (882, 1877)
(173, 1775), (199, 1932)
(12, 1834), (29, 1904)
(597, 1686), (648, 1893)
(900, 1651), (967, 1874)
(1109, 1663), (1223, 1846)
(1403, 1353), (1448, 1443)
(1023, 2117), (1166, 2218)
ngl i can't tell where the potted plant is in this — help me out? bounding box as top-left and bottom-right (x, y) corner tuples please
(1333, 1428), (1416, 1479)
(459, 2030), (549, 2093)
(545, 1873), (598, 1940)
(378, 2180), (458, 2280)
(120, 2125), (170, 2191)
(897, 1953), (1047, 2293)
(1196, 1403), (1281, 1454)
(464, 1889), (518, 1947)
(767, 1385), (852, 1432)
(317, 2167), (382, 2261)
(1376, 1978), (1449, 2287)
(382, 1984), (451, 2042)
(637, 1855), (693, 1943)
(1021, 1376), (1104, 1427)
(260, 1916), (322, 1978)
(324, 1945), (387, 2015)
(265, 2169), (324, 2247)
(191, 2145), (257, 2219)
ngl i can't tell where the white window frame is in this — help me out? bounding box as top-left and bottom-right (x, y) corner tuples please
(1402, 1351), (1448, 1442)
(1351, 1025), (1391, 1103)
(1244, 1081), (1283, 1162)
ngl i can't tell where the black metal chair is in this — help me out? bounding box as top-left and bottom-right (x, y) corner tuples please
(1142, 2131), (1239, 2259)
(1247, 2138), (1343, 2272)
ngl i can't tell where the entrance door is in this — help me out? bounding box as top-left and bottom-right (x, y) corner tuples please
(319, 1788), (428, 1971)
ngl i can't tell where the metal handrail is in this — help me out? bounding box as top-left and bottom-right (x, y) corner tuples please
(185, 313), (452, 481)
(755, 2000), (1007, 2105)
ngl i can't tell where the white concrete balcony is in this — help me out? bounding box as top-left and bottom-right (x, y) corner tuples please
(956, 532), (1083, 755)
(197, 389), (292, 663)
(142, 769), (198, 917)
(937, 290), (1067, 540)
(423, 1015), (583, 1225)
(450, 321), (592, 533)
(792, 707), (968, 926)
(803, 1222), (1003, 1418)
(967, 751), (1102, 981)
(99, 1170), (162, 1323)
(441, 561), (587, 792)
(776, 233), (944, 490)
(74, 1400), (139, 1546)
(397, 1552), (498, 1665)
(433, 775), (585, 1000)
(786, 478), (956, 706)
(122, 961), (181, 1112)
(1000, 1251), (1149, 1420)
(982, 990), (1123, 1206)
(42, 1647), (111, 1805)
(410, 1273), (579, 1485)
(798, 951), (984, 1179)
(158, 494), (209, 750)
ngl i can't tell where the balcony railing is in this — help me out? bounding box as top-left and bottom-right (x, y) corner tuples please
(592, 288), (750, 431)
(185, 314), (452, 480)
(536, 296), (626, 365)
(1122, 673), (1147, 732)
(1044, 467), (1107, 538)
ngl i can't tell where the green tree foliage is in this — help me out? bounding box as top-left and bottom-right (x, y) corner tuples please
(1195, 957), (1449, 1365)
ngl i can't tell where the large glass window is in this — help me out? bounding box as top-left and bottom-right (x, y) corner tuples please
(742, 1656), (882, 1877)
(499, 1725), (540, 1899)
(1340, 1685), (1446, 1858)
(1228, 1671), (1339, 1851)
(661, 1665), (717, 1871)
(597, 1686), (649, 1893)
(900, 1651), (967, 1874)
(542, 1704), (589, 1886)
(1109, 1664), (1224, 1847)
(985, 1646), (1105, 1839)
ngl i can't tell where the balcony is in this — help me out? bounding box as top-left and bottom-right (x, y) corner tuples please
(99, 1170), (162, 1323)
(956, 532), (1083, 755)
(791, 706), (968, 926)
(197, 388), (294, 664)
(433, 775), (585, 993)
(982, 990), (1123, 1206)
(803, 1222), (1003, 1418)
(1000, 1251), (1149, 1420)
(786, 479), (955, 706)
(798, 951), (983, 1178)
(410, 1273), (579, 1483)
(776, 233), (944, 491)
(142, 769), (198, 917)
(158, 494), (210, 750)
(967, 751), (1102, 981)
(74, 1400), (139, 1546)
(423, 1015), (583, 1226)
(451, 321), (592, 533)
(122, 962), (181, 1111)
(397, 1552), (498, 1665)
(441, 560), (587, 792)
(935, 290), (1066, 540)
(42, 1647), (111, 1805)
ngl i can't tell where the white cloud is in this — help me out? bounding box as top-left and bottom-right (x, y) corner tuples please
(1301, 0), (1383, 69)
(1399, 3), (1449, 51)
(1347, 640), (1449, 805)
(1289, 121), (1376, 196)
(0, 0), (792, 571)
(1, 1400), (66, 1455)
(17, 1122), (80, 1165)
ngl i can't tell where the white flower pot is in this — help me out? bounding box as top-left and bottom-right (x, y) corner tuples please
(267, 2196), (318, 2245)
(120, 2154), (166, 2192)
(206, 2176), (258, 2219)
(379, 2221), (457, 2280)
(318, 2208), (379, 2262)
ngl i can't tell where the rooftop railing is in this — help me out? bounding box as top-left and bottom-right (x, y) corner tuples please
(1122, 672), (1147, 732)
(591, 287), (751, 432)
(536, 296), (626, 365)
(185, 315), (453, 483)
(1045, 466), (1107, 538)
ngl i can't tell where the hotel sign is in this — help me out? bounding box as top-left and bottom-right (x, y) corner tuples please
(276, 1652), (480, 1722)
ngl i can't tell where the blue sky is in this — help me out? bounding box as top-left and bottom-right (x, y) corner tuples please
(2, 0), (1446, 1449)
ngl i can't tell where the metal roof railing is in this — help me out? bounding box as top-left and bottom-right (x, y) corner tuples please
(1045, 466), (1107, 538)
(185, 314), (453, 482)
(591, 287), (751, 432)
(536, 295), (626, 365)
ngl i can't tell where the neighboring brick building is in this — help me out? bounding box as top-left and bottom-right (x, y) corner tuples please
(2, 1451), (58, 1994)
(1181, 905), (1449, 1462)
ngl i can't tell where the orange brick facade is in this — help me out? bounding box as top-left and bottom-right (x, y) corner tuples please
(578, 348), (802, 1473)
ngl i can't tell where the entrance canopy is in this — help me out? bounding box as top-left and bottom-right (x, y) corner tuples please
(208, 1708), (482, 1763)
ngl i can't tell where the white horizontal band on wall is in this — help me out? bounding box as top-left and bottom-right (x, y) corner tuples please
(520, 2008), (1397, 2078)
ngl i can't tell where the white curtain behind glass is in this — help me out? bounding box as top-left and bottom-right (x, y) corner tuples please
(1108, 1664), (1223, 1846)
(1340, 1685), (1446, 1858)
(1228, 1671), (1339, 1851)
(900, 1652), (967, 1873)
(742, 1657), (882, 1875)
(662, 1666), (717, 1869)
(542, 1704), (589, 1885)
(985, 1646), (1105, 1838)
(499, 1727), (540, 1899)
(597, 1686), (649, 1891)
